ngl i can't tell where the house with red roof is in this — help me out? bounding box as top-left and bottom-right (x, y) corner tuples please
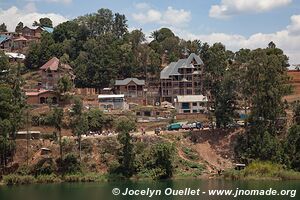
(25, 57), (75, 105)
(40, 57), (75, 90)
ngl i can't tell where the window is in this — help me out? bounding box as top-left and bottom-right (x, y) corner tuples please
(183, 110), (190, 113)
(181, 103), (190, 109)
(193, 102), (197, 106)
(193, 110), (198, 113)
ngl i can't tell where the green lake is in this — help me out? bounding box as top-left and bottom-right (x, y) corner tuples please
(0, 179), (299, 200)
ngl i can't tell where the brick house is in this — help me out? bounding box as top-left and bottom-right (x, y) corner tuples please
(160, 53), (205, 103)
(26, 90), (60, 105)
(40, 57), (75, 90)
(25, 57), (74, 105)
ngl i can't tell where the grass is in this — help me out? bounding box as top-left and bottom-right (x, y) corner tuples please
(224, 161), (300, 180)
(63, 173), (106, 182)
(182, 147), (199, 161)
(1, 173), (108, 185)
(174, 158), (205, 178)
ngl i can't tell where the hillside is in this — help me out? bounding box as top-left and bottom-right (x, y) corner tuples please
(10, 128), (240, 178)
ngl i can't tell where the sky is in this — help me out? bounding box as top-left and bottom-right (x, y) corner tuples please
(1, 0), (300, 64)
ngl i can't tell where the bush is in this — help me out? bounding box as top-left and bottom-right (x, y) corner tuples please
(32, 158), (56, 175)
(64, 173), (106, 182)
(36, 174), (61, 183)
(243, 161), (283, 177)
(182, 147), (199, 161)
(57, 154), (81, 175)
(16, 165), (31, 175)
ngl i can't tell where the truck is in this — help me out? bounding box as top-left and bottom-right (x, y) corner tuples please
(167, 123), (182, 131)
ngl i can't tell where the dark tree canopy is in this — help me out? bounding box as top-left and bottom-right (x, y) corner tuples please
(33, 17), (53, 28)
(15, 22), (24, 33)
(0, 23), (7, 32)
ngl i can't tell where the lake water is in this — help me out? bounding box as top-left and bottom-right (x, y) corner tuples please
(0, 179), (299, 200)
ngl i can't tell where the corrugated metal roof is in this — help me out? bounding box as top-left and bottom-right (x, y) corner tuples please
(176, 95), (208, 103)
(98, 94), (125, 98)
(115, 78), (145, 86)
(42, 27), (54, 33)
(5, 52), (26, 59)
(160, 53), (204, 79)
(0, 35), (9, 43)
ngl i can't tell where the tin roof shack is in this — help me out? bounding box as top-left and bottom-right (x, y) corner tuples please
(175, 95), (208, 114)
(15, 131), (41, 140)
(160, 53), (205, 103)
(98, 94), (128, 111)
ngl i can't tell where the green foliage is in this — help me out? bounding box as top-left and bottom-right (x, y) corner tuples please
(292, 101), (300, 125)
(182, 147), (199, 161)
(0, 23), (7, 32)
(15, 21), (24, 33)
(57, 75), (73, 94)
(204, 43), (236, 127)
(32, 158), (56, 176)
(115, 116), (136, 134)
(3, 174), (35, 185)
(56, 154), (81, 175)
(284, 125), (300, 171)
(36, 174), (61, 183)
(137, 142), (175, 179)
(25, 32), (62, 69)
(113, 128), (135, 177)
(234, 130), (283, 163)
(224, 161), (300, 180)
(63, 173), (105, 182)
(0, 51), (10, 84)
(33, 17), (53, 28)
(87, 109), (105, 132)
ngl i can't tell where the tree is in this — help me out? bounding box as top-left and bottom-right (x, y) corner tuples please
(57, 75), (73, 95)
(53, 21), (80, 43)
(33, 17), (53, 28)
(0, 85), (14, 167)
(284, 125), (300, 171)
(292, 101), (300, 125)
(114, 117), (136, 177)
(234, 44), (292, 163)
(214, 69), (238, 127)
(149, 142), (175, 179)
(70, 97), (88, 161)
(0, 23), (7, 32)
(113, 13), (128, 38)
(245, 48), (291, 131)
(87, 109), (105, 132)
(50, 107), (64, 161)
(10, 63), (26, 139)
(204, 43), (232, 127)
(25, 32), (56, 69)
(0, 52), (10, 84)
(15, 22), (24, 33)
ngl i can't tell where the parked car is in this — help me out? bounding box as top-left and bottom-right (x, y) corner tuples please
(167, 123), (182, 131)
(182, 122), (203, 130)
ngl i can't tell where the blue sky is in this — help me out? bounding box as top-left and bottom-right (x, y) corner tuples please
(1, 0), (300, 63)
